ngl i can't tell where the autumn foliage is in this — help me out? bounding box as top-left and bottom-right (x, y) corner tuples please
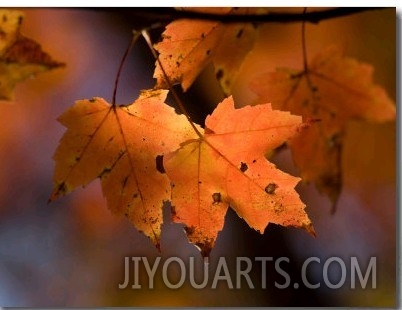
(165, 97), (313, 255)
(49, 90), (197, 247)
(0, 8), (395, 255)
(250, 46), (396, 207)
(0, 9), (63, 100)
(154, 7), (260, 95)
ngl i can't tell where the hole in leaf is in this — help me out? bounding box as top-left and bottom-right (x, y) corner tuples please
(156, 155), (165, 174)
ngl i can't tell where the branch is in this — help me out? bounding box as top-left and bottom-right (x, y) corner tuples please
(123, 7), (387, 25)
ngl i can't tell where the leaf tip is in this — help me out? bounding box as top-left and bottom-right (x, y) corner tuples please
(194, 242), (213, 258)
(155, 241), (161, 253)
(48, 182), (68, 202)
(303, 222), (316, 237)
(47, 192), (58, 204)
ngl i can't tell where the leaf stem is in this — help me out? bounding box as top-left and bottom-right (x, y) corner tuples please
(141, 29), (203, 139)
(300, 7), (318, 110)
(112, 31), (141, 106)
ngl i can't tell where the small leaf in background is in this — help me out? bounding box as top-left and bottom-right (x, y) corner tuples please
(0, 9), (64, 101)
(250, 45), (396, 208)
(164, 96), (314, 256)
(154, 8), (262, 95)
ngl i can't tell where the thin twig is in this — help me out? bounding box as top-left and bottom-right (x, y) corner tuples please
(300, 7), (319, 112)
(141, 29), (203, 138)
(112, 31), (141, 106)
(121, 7), (386, 25)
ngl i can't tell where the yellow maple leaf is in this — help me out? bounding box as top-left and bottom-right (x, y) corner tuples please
(154, 7), (261, 95)
(50, 89), (198, 247)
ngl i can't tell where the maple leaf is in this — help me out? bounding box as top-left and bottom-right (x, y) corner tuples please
(0, 9), (64, 101)
(250, 46), (396, 207)
(154, 7), (261, 95)
(50, 89), (198, 247)
(164, 96), (314, 256)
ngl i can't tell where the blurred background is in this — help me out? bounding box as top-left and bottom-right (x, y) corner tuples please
(0, 8), (397, 306)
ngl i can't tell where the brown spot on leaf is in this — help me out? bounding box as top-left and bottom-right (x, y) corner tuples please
(265, 183), (278, 194)
(212, 192), (221, 204)
(274, 203), (284, 214)
(240, 162), (248, 172)
(215, 69), (224, 81)
(236, 28), (244, 38)
(184, 225), (195, 235)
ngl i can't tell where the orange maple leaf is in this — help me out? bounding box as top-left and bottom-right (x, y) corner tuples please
(50, 89), (197, 247)
(0, 9), (64, 101)
(154, 7), (261, 95)
(250, 46), (396, 208)
(164, 96), (314, 256)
